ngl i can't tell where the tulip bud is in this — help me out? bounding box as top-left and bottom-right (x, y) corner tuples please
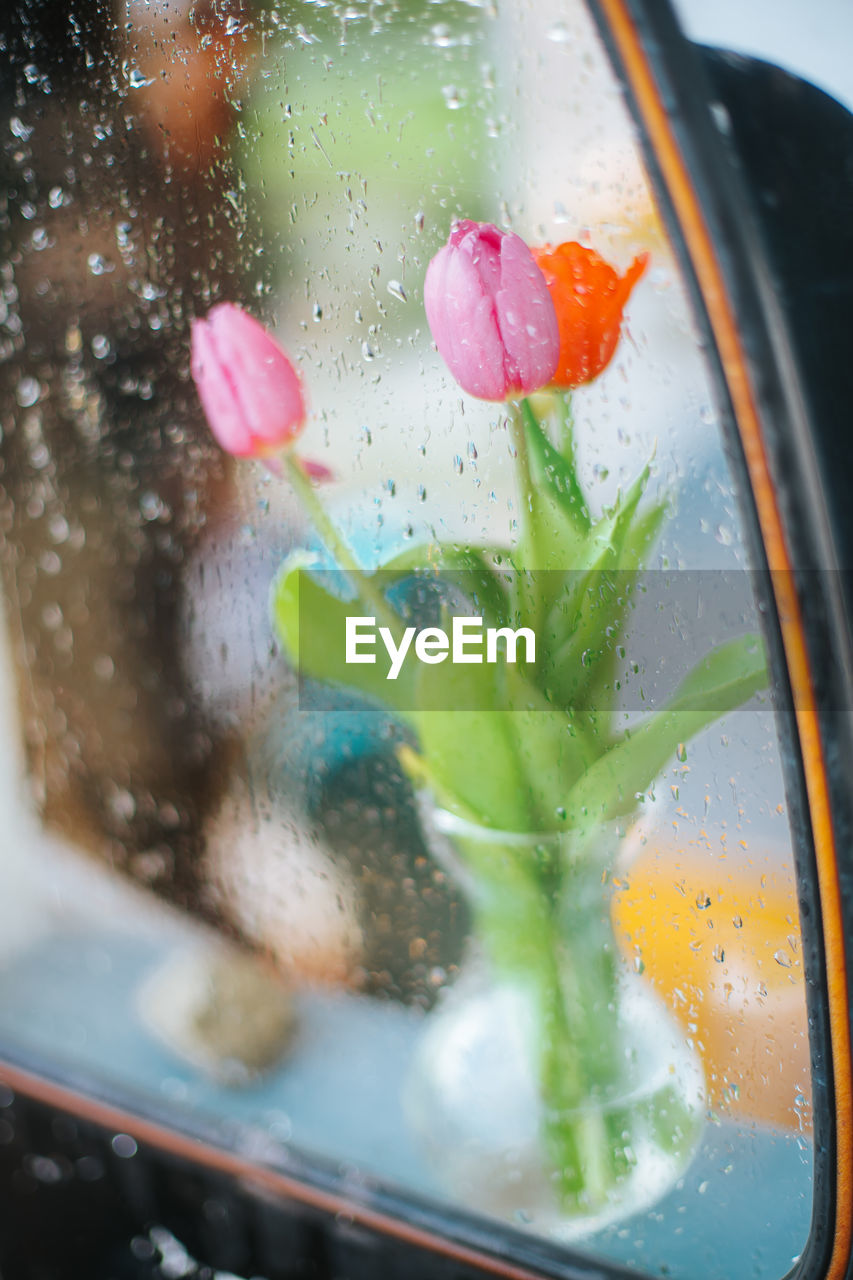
(191, 303), (306, 458)
(530, 242), (648, 389)
(424, 220), (560, 401)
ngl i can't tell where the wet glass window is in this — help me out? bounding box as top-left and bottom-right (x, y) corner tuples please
(0, 1), (814, 1276)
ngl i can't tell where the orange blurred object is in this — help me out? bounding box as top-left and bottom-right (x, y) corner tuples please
(612, 843), (811, 1132)
(531, 241), (648, 388)
(125, 0), (256, 172)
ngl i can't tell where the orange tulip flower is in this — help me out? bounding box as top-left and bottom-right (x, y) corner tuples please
(531, 242), (649, 389)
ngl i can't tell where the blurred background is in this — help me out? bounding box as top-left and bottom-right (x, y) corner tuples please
(0, 1), (829, 1275)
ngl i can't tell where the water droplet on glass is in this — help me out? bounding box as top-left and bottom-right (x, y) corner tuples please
(441, 84), (464, 110)
(713, 944), (725, 963)
(732, 914), (743, 929)
(16, 377), (40, 408)
(48, 514), (69, 544)
(695, 891), (711, 910)
(312, 303), (323, 321)
(139, 492), (164, 522)
(94, 654), (115, 681)
(91, 334), (111, 360)
(453, 455), (463, 475)
(676, 742), (687, 763)
(87, 253), (114, 277)
(774, 949), (792, 968)
(125, 64), (154, 89)
(546, 20), (572, 43)
(361, 340), (375, 362)
(581, 649), (592, 667)
(111, 1133), (138, 1159)
(386, 279), (407, 303)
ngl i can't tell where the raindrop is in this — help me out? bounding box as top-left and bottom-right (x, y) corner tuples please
(453, 455), (463, 475)
(93, 655), (115, 681)
(108, 789), (137, 822)
(414, 211), (425, 233)
(312, 302), (323, 322)
(676, 742), (687, 763)
(774, 949), (792, 968)
(361, 340), (375, 362)
(695, 891), (711, 910)
(124, 64), (154, 89)
(712, 944), (725, 963)
(633, 954), (645, 975)
(41, 603), (62, 631)
(16, 377), (40, 408)
(386, 279), (407, 303)
(732, 914), (743, 929)
(139, 491), (164, 522)
(26, 1156), (63, 1184)
(48, 186), (64, 209)
(441, 85), (464, 110)
(546, 20), (572, 43)
(87, 253), (114, 277)
(111, 1133), (138, 1159)
(581, 649), (592, 667)
(91, 334), (111, 360)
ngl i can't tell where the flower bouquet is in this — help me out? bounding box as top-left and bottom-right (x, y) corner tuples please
(190, 220), (767, 1228)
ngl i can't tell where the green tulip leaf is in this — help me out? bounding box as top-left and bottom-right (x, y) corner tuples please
(559, 633), (768, 833)
(271, 558), (417, 713)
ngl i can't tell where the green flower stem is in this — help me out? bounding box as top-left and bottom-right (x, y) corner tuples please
(507, 400), (545, 632)
(282, 450), (401, 633)
(508, 400), (540, 560)
(459, 829), (625, 1213)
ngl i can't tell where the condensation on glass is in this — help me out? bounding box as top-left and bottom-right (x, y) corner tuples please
(0, 0), (813, 1276)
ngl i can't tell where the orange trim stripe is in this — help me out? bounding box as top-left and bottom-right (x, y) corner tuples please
(597, 3), (853, 1275)
(0, 1060), (553, 1280)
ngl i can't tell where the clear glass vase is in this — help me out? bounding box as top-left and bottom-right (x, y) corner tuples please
(404, 807), (706, 1239)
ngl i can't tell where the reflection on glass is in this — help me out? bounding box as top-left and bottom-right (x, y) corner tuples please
(0, 0), (813, 1276)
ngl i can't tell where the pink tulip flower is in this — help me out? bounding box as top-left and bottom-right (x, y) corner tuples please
(424, 220), (559, 401)
(191, 303), (306, 458)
